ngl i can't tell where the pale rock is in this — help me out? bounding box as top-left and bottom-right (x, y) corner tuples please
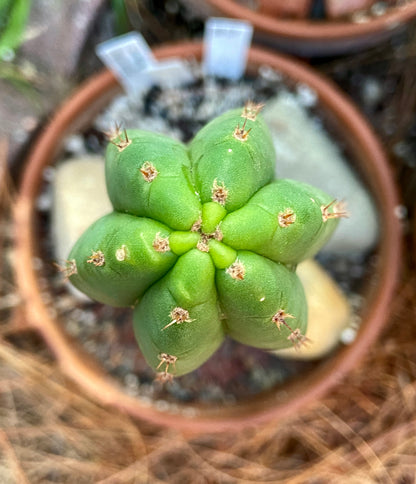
(52, 156), (112, 300)
(263, 92), (379, 254)
(273, 259), (351, 360)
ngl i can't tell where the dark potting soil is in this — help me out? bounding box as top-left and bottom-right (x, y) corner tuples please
(36, 68), (372, 409)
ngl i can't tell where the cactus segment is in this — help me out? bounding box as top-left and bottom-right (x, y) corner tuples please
(221, 179), (342, 265)
(169, 231), (200, 255)
(188, 108), (276, 211)
(168, 249), (216, 307)
(106, 130), (201, 230)
(216, 251), (308, 350)
(208, 239), (237, 269)
(133, 249), (225, 376)
(201, 202), (227, 235)
(68, 212), (177, 307)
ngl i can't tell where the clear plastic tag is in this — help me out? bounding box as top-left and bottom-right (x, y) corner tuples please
(96, 33), (196, 94)
(203, 17), (253, 80)
(96, 32), (156, 95)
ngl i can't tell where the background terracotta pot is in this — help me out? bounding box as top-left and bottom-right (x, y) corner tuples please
(201, 0), (416, 56)
(14, 41), (401, 433)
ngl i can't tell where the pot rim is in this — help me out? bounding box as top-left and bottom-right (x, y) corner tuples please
(13, 41), (402, 433)
(206, 0), (416, 41)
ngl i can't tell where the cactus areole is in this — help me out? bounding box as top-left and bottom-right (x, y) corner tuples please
(66, 103), (346, 381)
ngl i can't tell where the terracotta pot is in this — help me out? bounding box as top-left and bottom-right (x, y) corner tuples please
(14, 41), (401, 433)
(202, 0), (416, 56)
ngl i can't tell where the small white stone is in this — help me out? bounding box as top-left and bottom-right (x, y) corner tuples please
(155, 399), (170, 412)
(394, 205), (407, 220)
(168, 403), (180, 413)
(64, 134), (87, 155)
(371, 2), (387, 16)
(43, 167), (56, 182)
(36, 192), (52, 211)
(124, 373), (139, 388)
(125, 386), (139, 397)
(139, 396), (152, 407)
(296, 83), (318, 107)
(66, 319), (81, 336)
(22, 116), (38, 132)
(393, 141), (409, 157)
(340, 327), (357, 345)
(351, 11), (370, 23)
(259, 64), (282, 82)
(13, 129), (28, 143)
(362, 77), (383, 106)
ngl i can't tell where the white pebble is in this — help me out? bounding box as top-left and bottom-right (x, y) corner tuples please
(155, 399), (170, 412)
(340, 327), (357, 345)
(296, 83), (318, 108)
(362, 77), (383, 106)
(259, 64), (282, 82)
(371, 2), (387, 16)
(43, 167), (56, 182)
(65, 135), (87, 155)
(36, 192), (52, 211)
(394, 205), (407, 220)
(124, 373), (139, 388)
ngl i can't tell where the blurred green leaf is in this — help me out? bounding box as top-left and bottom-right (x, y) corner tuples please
(111, 0), (131, 34)
(0, 0), (31, 60)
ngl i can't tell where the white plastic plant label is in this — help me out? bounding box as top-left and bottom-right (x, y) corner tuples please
(147, 58), (195, 88)
(96, 32), (156, 95)
(203, 18), (253, 80)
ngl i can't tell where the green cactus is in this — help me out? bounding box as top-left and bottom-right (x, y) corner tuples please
(65, 102), (347, 381)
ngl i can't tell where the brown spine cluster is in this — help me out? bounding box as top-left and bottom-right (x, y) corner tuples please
(321, 200), (349, 222)
(272, 310), (310, 350)
(87, 250), (105, 267)
(156, 353), (177, 381)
